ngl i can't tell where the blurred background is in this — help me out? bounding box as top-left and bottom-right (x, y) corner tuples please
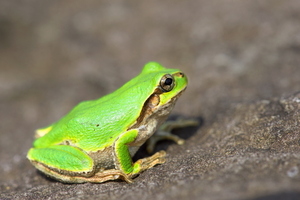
(1, 0), (300, 199)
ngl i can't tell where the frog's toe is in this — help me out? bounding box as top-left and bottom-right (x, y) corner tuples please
(87, 169), (134, 183)
(132, 150), (166, 176)
(146, 132), (185, 153)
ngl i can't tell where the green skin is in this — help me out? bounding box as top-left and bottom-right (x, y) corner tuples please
(27, 62), (189, 183)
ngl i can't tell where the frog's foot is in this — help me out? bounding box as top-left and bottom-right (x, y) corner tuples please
(32, 161), (133, 183)
(129, 150), (166, 178)
(146, 119), (199, 153)
(73, 169), (133, 183)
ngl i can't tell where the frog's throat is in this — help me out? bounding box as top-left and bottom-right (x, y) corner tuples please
(126, 88), (185, 150)
(129, 87), (186, 130)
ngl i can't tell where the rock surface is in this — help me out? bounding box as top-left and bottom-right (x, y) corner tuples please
(1, 1), (300, 199)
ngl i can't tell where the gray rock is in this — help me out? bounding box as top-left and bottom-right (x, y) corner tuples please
(1, 0), (300, 200)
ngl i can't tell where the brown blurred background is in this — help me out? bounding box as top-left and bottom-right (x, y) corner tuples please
(1, 1), (300, 199)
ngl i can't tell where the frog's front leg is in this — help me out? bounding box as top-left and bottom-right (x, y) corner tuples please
(114, 129), (166, 178)
(27, 145), (132, 183)
(146, 119), (199, 153)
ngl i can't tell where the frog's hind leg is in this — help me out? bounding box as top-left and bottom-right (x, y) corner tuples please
(28, 145), (132, 183)
(28, 145), (94, 182)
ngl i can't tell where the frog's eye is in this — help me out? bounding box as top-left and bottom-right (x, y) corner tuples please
(160, 74), (174, 92)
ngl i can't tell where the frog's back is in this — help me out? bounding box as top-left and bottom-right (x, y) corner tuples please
(33, 78), (157, 151)
(33, 63), (178, 151)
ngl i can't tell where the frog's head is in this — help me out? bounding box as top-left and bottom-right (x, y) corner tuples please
(141, 62), (188, 106)
(129, 61), (188, 134)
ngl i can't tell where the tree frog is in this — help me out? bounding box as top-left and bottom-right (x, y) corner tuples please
(27, 62), (197, 183)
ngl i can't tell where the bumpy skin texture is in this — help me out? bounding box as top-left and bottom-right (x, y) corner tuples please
(27, 62), (188, 183)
